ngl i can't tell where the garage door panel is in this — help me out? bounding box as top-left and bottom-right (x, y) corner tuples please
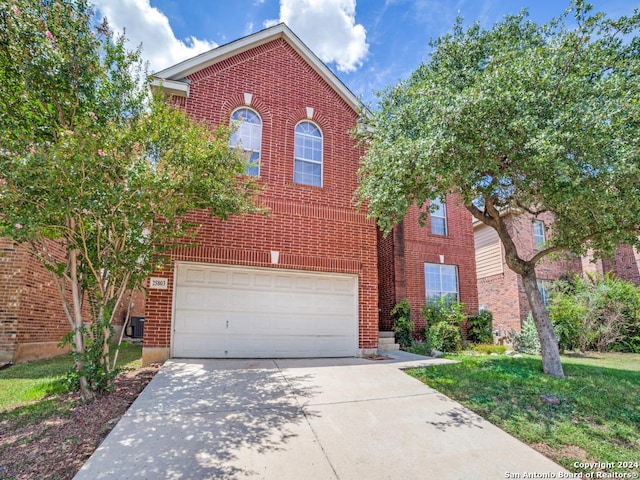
(174, 332), (355, 358)
(173, 334), (227, 358)
(230, 272), (251, 286)
(176, 336), (355, 358)
(294, 276), (314, 291)
(333, 278), (354, 293)
(173, 264), (357, 358)
(253, 273), (273, 287)
(315, 277), (333, 291)
(178, 289), (230, 310)
(182, 267), (206, 284)
(274, 276), (292, 289)
(173, 312), (225, 333)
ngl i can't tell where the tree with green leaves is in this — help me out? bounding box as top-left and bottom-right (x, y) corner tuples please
(0, 0), (258, 399)
(357, 1), (640, 377)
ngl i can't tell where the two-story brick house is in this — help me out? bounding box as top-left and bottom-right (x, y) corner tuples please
(0, 239), (71, 363)
(602, 246), (640, 285)
(142, 24), (380, 364)
(475, 209), (640, 337)
(2, 24), (483, 364)
(0, 236), (144, 363)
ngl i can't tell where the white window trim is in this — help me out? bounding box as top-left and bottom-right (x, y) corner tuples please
(294, 120), (323, 187)
(431, 197), (447, 236)
(424, 263), (459, 302)
(533, 220), (545, 250)
(537, 279), (551, 306)
(230, 107), (262, 177)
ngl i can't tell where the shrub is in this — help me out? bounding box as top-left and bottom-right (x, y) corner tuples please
(549, 273), (640, 353)
(390, 299), (413, 348)
(547, 292), (585, 352)
(472, 343), (506, 355)
(467, 309), (494, 344)
(425, 322), (462, 352)
(59, 318), (121, 392)
(508, 313), (541, 354)
(422, 297), (465, 352)
(422, 297), (466, 327)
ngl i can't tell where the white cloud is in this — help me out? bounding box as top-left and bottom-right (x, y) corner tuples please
(91, 0), (218, 73)
(277, 0), (368, 73)
(263, 18), (280, 28)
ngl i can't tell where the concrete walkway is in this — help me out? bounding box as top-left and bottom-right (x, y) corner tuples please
(74, 352), (566, 479)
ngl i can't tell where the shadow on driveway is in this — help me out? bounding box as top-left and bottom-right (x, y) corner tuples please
(75, 356), (565, 480)
(75, 359), (324, 479)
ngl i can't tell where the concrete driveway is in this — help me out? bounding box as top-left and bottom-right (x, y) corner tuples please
(74, 352), (565, 479)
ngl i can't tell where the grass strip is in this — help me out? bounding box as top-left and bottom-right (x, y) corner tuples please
(408, 353), (640, 474)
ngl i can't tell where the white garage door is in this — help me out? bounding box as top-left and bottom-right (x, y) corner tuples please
(172, 263), (358, 358)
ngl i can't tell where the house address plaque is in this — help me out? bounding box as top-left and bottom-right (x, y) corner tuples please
(149, 277), (169, 289)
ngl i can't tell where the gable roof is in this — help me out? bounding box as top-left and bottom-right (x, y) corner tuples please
(151, 23), (366, 114)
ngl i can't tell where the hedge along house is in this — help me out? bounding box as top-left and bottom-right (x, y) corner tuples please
(143, 24), (379, 364)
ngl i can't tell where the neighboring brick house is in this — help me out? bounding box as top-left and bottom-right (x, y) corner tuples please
(378, 198), (479, 338)
(473, 212), (585, 336)
(0, 236), (146, 363)
(0, 239), (72, 363)
(143, 24), (379, 364)
(602, 245), (640, 285)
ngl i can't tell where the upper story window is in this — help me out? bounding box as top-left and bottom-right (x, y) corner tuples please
(430, 197), (447, 235)
(533, 220), (545, 250)
(230, 108), (261, 176)
(294, 121), (322, 187)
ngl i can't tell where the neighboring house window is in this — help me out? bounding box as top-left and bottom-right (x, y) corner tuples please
(537, 279), (551, 306)
(230, 108), (261, 176)
(294, 121), (322, 187)
(430, 197), (447, 235)
(533, 220), (545, 249)
(424, 263), (459, 303)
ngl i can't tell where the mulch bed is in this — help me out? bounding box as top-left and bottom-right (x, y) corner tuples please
(0, 366), (159, 480)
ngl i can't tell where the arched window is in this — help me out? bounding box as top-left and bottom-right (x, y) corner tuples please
(230, 108), (261, 176)
(294, 121), (322, 187)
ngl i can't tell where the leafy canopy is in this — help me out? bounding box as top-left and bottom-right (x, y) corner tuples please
(358, 1), (640, 378)
(358, 1), (640, 258)
(0, 0), (258, 395)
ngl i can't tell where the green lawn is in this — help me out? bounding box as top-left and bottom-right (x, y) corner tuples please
(408, 352), (640, 474)
(0, 343), (142, 411)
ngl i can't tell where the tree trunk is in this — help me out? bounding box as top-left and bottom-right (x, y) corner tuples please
(467, 202), (566, 379)
(69, 242), (93, 400)
(96, 304), (111, 375)
(520, 269), (565, 377)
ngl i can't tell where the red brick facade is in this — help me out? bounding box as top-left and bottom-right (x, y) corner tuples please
(0, 239), (72, 363)
(378, 199), (479, 338)
(477, 270), (524, 335)
(0, 235), (144, 363)
(602, 245), (640, 285)
(143, 28), (378, 362)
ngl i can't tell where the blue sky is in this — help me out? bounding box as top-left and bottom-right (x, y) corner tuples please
(92, 0), (636, 107)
